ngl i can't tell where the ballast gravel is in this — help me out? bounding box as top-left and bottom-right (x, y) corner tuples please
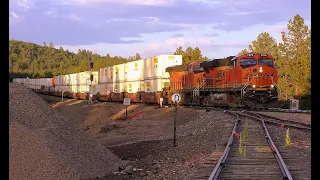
(9, 83), (124, 180)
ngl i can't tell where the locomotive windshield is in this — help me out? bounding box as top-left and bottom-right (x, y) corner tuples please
(258, 58), (275, 68)
(240, 58), (256, 68)
(193, 65), (204, 73)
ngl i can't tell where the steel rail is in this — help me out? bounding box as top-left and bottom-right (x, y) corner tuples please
(239, 112), (310, 130)
(186, 106), (310, 130)
(185, 105), (311, 114)
(239, 111), (293, 180)
(208, 111), (239, 180)
(246, 111), (311, 129)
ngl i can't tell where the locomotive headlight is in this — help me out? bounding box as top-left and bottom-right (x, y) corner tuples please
(252, 84), (256, 88)
(259, 67), (263, 72)
(271, 84), (274, 88)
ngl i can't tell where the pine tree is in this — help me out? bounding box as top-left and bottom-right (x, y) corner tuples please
(248, 32), (278, 56)
(278, 14), (311, 99)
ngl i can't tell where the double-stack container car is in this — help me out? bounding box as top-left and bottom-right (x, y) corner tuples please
(12, 53), (279, 108)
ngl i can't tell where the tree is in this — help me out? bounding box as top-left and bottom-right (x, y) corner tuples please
(8, 40), (132, 80)
(278, 14), (311, 99)
(130, 53), (142, 61)
(238, 49), (249, 55)
(173, 46), (204, 64)
(49, 42), (55, 48)
(174, 46), (184, 55)
(248, 32), (278, 56)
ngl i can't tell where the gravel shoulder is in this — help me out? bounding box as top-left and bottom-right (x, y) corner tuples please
(36, 94), (311, 180)
(42, 94), (236, 179)
(9, 84), (124, 180)
(266, 123), (311, 179)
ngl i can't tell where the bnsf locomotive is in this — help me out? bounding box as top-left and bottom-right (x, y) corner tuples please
(164, 52), (279, 108)
(12, 53), (279, 108)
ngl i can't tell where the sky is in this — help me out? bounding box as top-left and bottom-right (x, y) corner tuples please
(9, 0), (311, 58)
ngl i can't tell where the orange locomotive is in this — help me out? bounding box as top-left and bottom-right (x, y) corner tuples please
(164, 52), (279, 108)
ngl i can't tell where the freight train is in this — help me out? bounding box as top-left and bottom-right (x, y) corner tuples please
(12, 53), (279, 108)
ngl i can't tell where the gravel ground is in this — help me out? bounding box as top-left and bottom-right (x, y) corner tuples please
(9, 84), (124, 180)
(41, 96), (236, 180)
(247, 111), (311, 179)
(91, 110), (236, 180)
(255, 111), (311, 125)
(37, 94), (311, 180)
(266, 123), (311, 179)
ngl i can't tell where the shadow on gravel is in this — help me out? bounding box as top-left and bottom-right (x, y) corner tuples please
(108, 139), (173, 160)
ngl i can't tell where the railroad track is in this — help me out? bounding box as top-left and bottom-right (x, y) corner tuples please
(188, 106), (310, 131)
(36, 93), (311, 114)
(208, 110), (293, 180)
(243, 111), (311, 130)
(186, 105), (311, 115)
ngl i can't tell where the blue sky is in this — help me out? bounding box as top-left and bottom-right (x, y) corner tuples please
(9, 0), (310, 58)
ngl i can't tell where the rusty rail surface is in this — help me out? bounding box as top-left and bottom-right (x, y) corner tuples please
(188, 106), (310, 130)
(208, 110), (293, 180)
(246, 111), (311, 130)
(236, 111), (293, 180)
(208, 111), (240, 180)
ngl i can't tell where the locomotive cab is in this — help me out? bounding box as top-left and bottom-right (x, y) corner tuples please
(237, 53), (279, 107)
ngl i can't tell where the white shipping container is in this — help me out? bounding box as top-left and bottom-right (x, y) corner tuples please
(126, 80), (144, 93)
(161, 55), (183, 69)
(98, 83), (113, 95)
(31, 79), (37, 89)
(56, 75), (67, 86)
(127, 60), (144, 81)
(67, 74), (72, 86)
(156, 55), (182, 78)
(70, 84), (77, 93)
(143, 78), (170, 92)
(143, 57), (154, 79)
(78, 71), (99, 85)
(143, 55), (182, 79)
(113, 64), (126, 83)
(99, 67), (113, 83)
(35, 79), (40, 89)
(45, 78), (52, 87)
(79, 84), (89, 93)
(113, 82), (126, 93)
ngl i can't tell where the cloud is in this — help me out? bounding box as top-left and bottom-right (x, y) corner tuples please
(212, 41), (249, 48)
(223, 10), (266, 15)
(10, 12), (20, 18)
(268, 23), (288, 34)
(66, 0), (170, 6)
(9, 0), (310, 58)
(171, 34), (185, 38)
(9, 11), (184, 45)
(202, 32), (219, 37)
(49, 12), (83, 21)
(142, 37), (214, 56)
(10, 0), (34, 11)
(17, 0), (33, 10)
